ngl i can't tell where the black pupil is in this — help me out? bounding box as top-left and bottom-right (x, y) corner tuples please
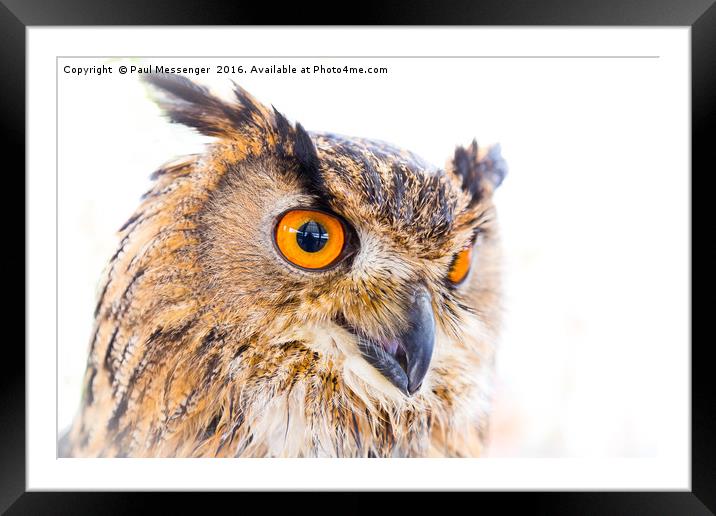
(296, 221), (329, 252)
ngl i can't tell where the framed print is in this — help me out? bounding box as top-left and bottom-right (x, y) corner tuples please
(9, 0), (713, 511)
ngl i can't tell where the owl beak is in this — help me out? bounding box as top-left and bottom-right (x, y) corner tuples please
(400, 289), (436, 395)
(357, 288), (435, 396)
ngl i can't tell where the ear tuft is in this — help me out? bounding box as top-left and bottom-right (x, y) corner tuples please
(143, 73), (234, 136)
(450, 140), (507, 205)
(142, 73), (274, 141)
(144, 74), (326, 196)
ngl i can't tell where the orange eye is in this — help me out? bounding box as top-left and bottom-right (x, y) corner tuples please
(275, 209), (346, 270)
(447, 245), (473, 285)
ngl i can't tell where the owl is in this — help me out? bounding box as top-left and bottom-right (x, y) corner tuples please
(60, 73), (507, 458)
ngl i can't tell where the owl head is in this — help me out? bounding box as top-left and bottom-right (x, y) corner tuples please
(68, 73), (507, 458)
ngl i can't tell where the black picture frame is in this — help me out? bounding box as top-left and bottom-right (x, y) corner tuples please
(7, 0), (713, 512)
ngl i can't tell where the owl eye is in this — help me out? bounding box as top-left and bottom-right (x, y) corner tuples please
(275, 209), (346, 270)
(447, 245), (474, 285)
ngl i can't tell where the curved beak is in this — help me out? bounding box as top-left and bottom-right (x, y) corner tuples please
(357, 287), (435, 396)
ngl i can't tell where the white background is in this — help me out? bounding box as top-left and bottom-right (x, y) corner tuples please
(30, 27), (689, 489)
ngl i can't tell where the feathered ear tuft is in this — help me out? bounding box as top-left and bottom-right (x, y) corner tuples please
(449, 140), (507, 205)
(142, 73), (276, 142)
(144, 73), (324, 192)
